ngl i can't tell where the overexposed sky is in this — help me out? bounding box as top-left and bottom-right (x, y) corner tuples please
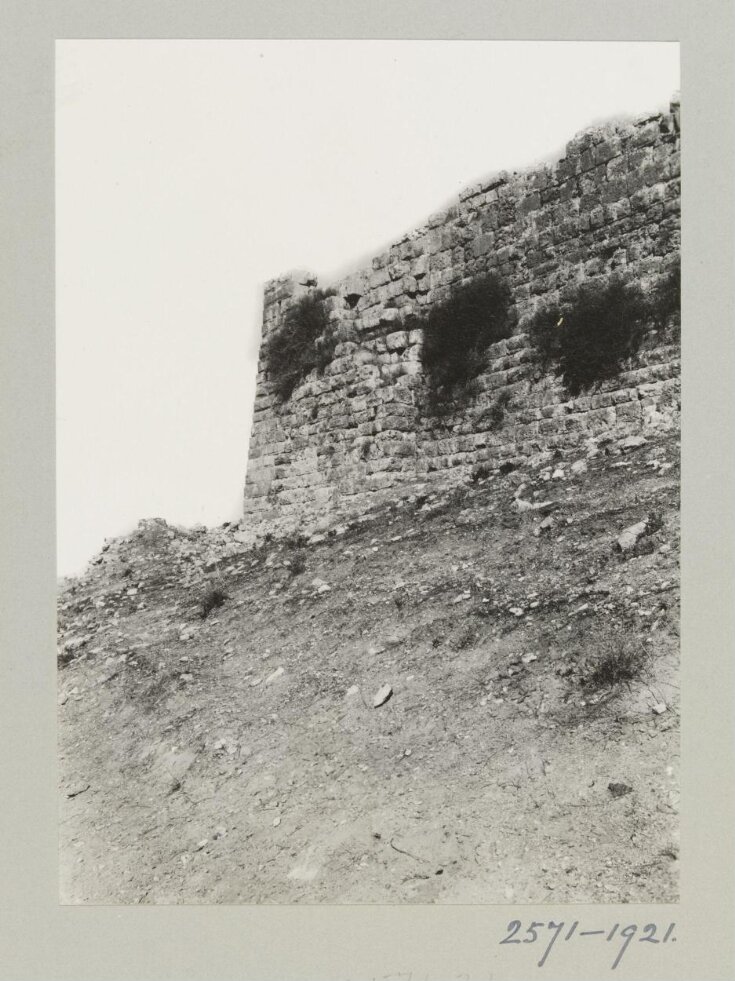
(56, 40), (679, 576)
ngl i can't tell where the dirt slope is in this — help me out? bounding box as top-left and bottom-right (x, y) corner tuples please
(58, 431), (679, 904)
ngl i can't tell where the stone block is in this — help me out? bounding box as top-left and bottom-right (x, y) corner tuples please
(369, 266), (390, 289)
(378, 308), (403, 329)
(518, 191), (541, 217)
(615, 400), (643, 423)
(431, 250), (453, 272)
(384, 330), (408, 351)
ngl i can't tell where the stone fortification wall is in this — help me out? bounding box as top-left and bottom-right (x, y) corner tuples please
(243, 96), (680, 535)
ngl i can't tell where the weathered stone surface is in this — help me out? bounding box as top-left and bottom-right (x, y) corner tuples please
(243, 99), (681, 535)
(617, 520), (649, 553)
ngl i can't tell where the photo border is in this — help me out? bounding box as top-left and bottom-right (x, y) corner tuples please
(1, 2), (733, 979)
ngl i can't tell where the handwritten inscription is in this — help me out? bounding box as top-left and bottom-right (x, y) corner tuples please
(500, 919), (677, 969)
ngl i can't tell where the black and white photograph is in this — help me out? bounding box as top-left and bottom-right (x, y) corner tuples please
(56, 40), (681, 905)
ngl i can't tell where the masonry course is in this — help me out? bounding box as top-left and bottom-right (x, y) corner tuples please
(243, 96), (680, 536)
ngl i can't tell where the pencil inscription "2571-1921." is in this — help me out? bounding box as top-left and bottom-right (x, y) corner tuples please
(500, 919), (677, 969)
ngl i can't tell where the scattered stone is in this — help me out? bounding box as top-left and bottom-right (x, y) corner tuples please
(233, 530), (255, 546)
(534, 516), (555, 537)
(265, 667), (285, 685)
(619, 435), (647, 452)
(272, 816), (281, 827)
(373, 684), (393, 708)
(616, 520), (648, 552)
(552, 468), (565, 480)
(516, 497), (558, 514)
(345, 685), (360, 698)
(521, 653), (538, 664)
(571, 459), (588, 475)
(195, 839), (208, 851)
(366, 644), (386, 656)
(652, 702), (668, 715)
(64, 634), (91, 654)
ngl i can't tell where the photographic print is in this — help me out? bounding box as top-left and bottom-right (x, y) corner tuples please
(56, 40), (681, 905)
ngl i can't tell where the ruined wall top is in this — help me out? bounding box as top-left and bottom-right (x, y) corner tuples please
(244, 95), (681, 536)
(259, 93), (680, 342)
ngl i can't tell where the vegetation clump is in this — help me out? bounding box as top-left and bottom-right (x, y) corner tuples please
(470, 463), (492, 484)
(408, 273), (512, 409)
(284, 531), (309, 549)
(199, 586), (227, 619)
(586, 640), (649, 691)
(526, 276), (649, 395)
(266, 288), (337, 402)
(527, 259), (680, 395)
(288, 549), (307, 576)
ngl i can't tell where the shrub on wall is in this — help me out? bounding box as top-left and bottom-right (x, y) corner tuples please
(650, 256), (681, 335)
(526, 276), (650, 395)
(409, 273), (512, 409)
(266, 288), (337, 402)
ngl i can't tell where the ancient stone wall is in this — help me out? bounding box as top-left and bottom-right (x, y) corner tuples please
(243, 96), (680, 535)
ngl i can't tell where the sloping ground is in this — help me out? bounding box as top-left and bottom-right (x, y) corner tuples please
(58, 430), (679, 904)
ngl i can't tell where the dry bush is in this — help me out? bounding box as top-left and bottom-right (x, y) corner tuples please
(199, 586), (227, 619)
(266, 288), (337, 401)
(527, 276), (649, 395)
(585, 639), (649, 691)
(407, 273), (512, 410)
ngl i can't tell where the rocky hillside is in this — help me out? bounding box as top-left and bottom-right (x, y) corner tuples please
(58, 428), (679, 904)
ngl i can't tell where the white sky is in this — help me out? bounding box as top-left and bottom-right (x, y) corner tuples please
(56, 40), (679, 576)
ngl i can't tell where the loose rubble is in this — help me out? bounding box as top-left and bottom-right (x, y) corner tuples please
(58, 429), (680, 906)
